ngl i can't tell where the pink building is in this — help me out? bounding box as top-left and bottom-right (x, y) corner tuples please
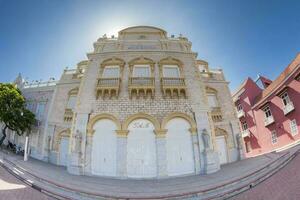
(233, 54), (300, 157)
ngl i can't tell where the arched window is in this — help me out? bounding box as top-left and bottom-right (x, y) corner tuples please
(96, 57), (125, 99)
(64, 88), (78, 122)
(206, 87), (222, 122)
(128, 56), (155, 99)
(159, 57), (186, 98)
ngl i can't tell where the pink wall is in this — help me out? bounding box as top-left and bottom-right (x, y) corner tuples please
(237, 68), (300, 157)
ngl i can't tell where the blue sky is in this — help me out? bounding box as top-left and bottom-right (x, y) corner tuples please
(0, 0), (299, 91)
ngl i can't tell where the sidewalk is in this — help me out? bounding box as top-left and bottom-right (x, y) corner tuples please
(0, 146), (299, 200)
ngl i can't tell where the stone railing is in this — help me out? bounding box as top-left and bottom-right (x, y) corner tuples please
(283, 101), (295, 115)
(96, 78), (121, 99)
(161, 77), (186, 98)
(237, 109), (245, 118)
(264, 115), (275, 127)
(64, 108), (73, 122)
(211, 107), (223, 122)
(128, 77), (155, 98)
(241, 129), (250, 138)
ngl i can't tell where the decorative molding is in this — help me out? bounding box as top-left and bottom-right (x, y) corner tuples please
(122, 112), (160, 131)
(158, 57), (187, 98)
(86, 113), (121, 136)
(154, 129), (167, 138)
(116, 130), (129, 137)
(128, 56), (156, 99)
(161, 112), (197, 135)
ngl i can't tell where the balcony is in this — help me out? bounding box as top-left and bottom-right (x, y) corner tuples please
(237, 110), (245, 118)
(241, 129), (250, 138)
(283, 102), (295, 115)
(161, 77), (187, 98)
(64, 108), (73, 122)
(211, 107), (223, 122)
(128, 77), (155, 98)
(96, 78), (121, 99)
(264, 116), (275, 127)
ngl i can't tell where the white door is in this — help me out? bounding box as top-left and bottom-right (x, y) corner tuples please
(59, 137), (69, 166)
(127, 119), (157, 178)
(216, 136), (228, 165)
(166, 118), (195, 176)
(92, 119), (117, 176)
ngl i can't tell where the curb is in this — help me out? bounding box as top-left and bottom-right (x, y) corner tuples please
(0, 150), (298, 200)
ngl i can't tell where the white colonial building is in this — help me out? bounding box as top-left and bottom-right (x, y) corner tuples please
(10, 26), (243, 178)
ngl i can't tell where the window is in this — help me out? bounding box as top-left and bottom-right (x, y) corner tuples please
(198, 64), (207, 72)
(133, 65), (151, 77)
(102, 66), (120, 78)
(36, 102), (46, 121)
(26, 102), (35, 112)
(242, 121), (248, 131)
(67, 96), (77, 110)
(271, 130), (277, 144)
(263, 106), (272, 118)
(290, 119), (298, 136)
(237, 103), (243, 111)
(281, 92), (291, 106)
(207, 94), (218, 108)
(163, 65), (180, 77)
(245, 141), (251, 152)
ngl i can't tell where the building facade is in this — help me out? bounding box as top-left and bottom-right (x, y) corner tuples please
(233, 54), (300, 157)
(10, 26), (242, 178)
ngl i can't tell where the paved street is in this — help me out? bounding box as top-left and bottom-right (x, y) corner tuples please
(234, 152), (300, 200)
(0, 166), (55, 200)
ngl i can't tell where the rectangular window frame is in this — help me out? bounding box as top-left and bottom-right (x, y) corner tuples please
(132, 65), (151, 77)
(263, 106), (272, 118)
(207, 94), (219, 108)
(102, 65), (120, 78)
(237, 103), (243, 111)
(280, 92), (290, 106)
(162, 65), (180, 78)
(36, 101), (46, 121)
(242, 121), (248, 131)
(271, 130), (277, 144)
(290, 119), (298, 136)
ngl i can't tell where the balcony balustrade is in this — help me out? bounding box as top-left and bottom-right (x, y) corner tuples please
(241, 129), (250, 138)
(96, 77), (121, 99)
(64, 108), (73, 122)
(211, 107), (223, 122)
(128, 77), (155, 98)
(283, 101), (295, 115)
(161, 77), (186, 98)
(264, 115), (275, 127)
(237, 109), (245, 118)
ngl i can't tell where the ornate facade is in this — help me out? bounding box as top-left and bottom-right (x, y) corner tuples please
(12, 26), (242, 178)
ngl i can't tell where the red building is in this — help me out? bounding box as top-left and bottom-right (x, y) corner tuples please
(233, 54), (300, 157)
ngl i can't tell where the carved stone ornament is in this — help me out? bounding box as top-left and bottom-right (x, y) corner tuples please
(202, 128), (211, 150)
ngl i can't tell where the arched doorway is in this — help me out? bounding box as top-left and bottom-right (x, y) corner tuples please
(215, 128), (228, 165)
(166, 117), (195, 176)
(59, 136), (69, 166)
(127, 119), (157, 178)
(91, 119), (117, 176)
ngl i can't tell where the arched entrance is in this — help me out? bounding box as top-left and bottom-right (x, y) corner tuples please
(127, 119), (157, 178)
(165, 117), (195, 176)
(59, 136), (69, 166)
(215, 128), (228, 165)
(91, 119), (117, 176)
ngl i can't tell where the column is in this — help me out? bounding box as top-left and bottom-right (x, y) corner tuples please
(116, 130), (128, 177)
(68, 113), (88, 175)
(189, 128), (201, 174)
(155, 129), (167, 177)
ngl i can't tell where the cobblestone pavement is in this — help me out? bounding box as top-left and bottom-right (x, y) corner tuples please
(234, 153), (300, 200)
(0, 166), (55, 200)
